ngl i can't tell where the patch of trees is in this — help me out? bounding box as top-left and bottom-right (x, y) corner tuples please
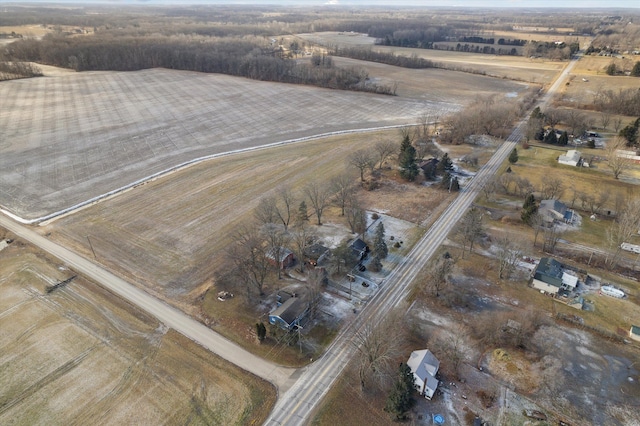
(497, 38), (526, 46)
(459, 36), (494, 44)
(454, 43), (518, 56)
(330, 46), (434, 70)
(370, 23), (451, 48)
(522, 41), (578, 60)
(0, 61), (42, 81)
(3, 34), (394, 95)
(593, 89), (640, 117)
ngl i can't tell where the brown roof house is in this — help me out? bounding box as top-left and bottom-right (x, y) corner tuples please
(266, 247), (295, 269)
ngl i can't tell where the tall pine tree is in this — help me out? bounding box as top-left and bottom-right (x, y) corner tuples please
(373, 222), (388, 259)
(521, 193), (538, 224)
(384, 363), (416, 421)
(398, 135), (419, 181)
(508, 148), (518, 164)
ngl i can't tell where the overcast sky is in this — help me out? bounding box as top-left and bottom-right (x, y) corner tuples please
(5, 0), (639, 7)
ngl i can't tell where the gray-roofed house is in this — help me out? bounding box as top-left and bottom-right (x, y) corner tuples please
(350, 238), (369, 261)
(532, 257), (567, 295)
(407, 349), (440, 400)
(268, 292), (309, 330)
(539, 199), (574, 225)
(303, 243), (329, 266)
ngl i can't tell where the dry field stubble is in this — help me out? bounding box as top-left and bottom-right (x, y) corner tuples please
(0, 68), (456, 220)
(0, 235), (274, 425)
(297, 31), (563, 84)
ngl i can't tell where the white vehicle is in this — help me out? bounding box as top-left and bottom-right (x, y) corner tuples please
(600, 285), (625, 298)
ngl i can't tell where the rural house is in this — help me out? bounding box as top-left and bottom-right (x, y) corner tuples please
(558, 150), (582, 167)
(350, 238), (369, 261)
(539, 199), (574, 225)
(303, 243), (329, 266)
(419, 158), (439, 179)
(268, 291), (310, 330)
(266, 247), (295, 269)
(630, 325), (640, 342)
(407, 349), (440, 400)
(531, 257), (578, 295)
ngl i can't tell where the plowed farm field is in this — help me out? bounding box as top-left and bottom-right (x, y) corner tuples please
(0, 235), (274, 425)
(0, 68), (461, 220)
(0, 66), (529, 221)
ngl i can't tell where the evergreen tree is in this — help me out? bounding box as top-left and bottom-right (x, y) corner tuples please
(508, 148), (518, 164)
(544, 129), (558, 144)
(384, 363), (415, 421)
(369, 255), (383, 272)
(398, 135), (419, 181)
(558, 131), (569, 146)
(440, 172), (460, 192)
(632, 61), (640, 77)
(373, 222), (388, 259)
(530, 106), (545, 120)
(296, 201), (309, 225)
(437, 152), (454, 175)
(256, 322), (267, 342)
(521, 193), (538, 224)
(619, 118), (640, 146)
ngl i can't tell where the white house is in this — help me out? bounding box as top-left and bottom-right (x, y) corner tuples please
(558, 150), (582, 167)
(407, 349), (440, 400)
(630, 325), (640, 342)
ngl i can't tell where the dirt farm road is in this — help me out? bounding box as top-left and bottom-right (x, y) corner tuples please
(0, 214), (297, 392)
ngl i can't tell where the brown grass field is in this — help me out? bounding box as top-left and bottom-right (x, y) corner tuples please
(0, 232), (275, 425)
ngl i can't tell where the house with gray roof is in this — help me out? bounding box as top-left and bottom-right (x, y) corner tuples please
(539, 199), (574, 225)
(268, 293), (309, 330)
(558, 150), (582, 167)
(407, 349), (440, 400)
(531, 257), (579, 295)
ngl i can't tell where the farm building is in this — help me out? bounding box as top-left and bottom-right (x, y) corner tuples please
(266, 247), (295, 269)
(407, 349), (440, 400)
(558, 150), (582, 167)
(531, 257), (578, 295)
(630, 325), (640, 342)
(269, 291), (310, 330)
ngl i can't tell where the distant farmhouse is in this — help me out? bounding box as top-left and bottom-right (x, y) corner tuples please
(558, 150), (582, 167)
(531, 257), (578, 295)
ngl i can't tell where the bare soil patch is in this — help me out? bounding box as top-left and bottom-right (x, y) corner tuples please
(0, 233), (275, 425)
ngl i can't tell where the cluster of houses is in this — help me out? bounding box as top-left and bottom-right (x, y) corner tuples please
(267, 237), (369, 331)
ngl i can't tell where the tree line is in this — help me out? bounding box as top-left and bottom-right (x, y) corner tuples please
(0, 61), (42, 81)
(3, 34), (394, 94)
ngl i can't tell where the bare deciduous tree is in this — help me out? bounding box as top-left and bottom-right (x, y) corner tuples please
(348, 149), (375, 182)
(426, 255), (454, 297)
(542, 224), (563, 253)
(262, 223), (290, 279)
(374, 140), (398, 169)
(331, 173), (356, 216)
(226, 225), (271, 298)
(353, 310), (407, 390)
(606, 197), (640, 269)
(540, 175), (564, 200)
(458, 207), (484, 257)
(600, 112), (611, 131)
(304, 181), (332, 225)
(274, 186), (295, 231)
(345, 196), (367, 235)
(433, 324), (471, 380)
(606, 136), (633, 180)
(495, 234), (523, 280)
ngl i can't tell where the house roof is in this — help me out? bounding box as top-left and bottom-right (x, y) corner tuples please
(407, 349), (439, 383)
(270, 296), (307, 326)
(558, 150), (581, 164)
(562, 271), (578, 288)
(540, 199), (567, 215)
(418, 158), (439, 170)
(533, 257), (564, 288)
(266, 247), (293, 262)
(350, 238), (368, 252)
(304, 243), (329, 260)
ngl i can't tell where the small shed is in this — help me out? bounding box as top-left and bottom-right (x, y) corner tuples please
(630, 325), (640, 342)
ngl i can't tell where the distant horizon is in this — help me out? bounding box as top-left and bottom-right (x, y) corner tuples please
(2, 0), (639, 9)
